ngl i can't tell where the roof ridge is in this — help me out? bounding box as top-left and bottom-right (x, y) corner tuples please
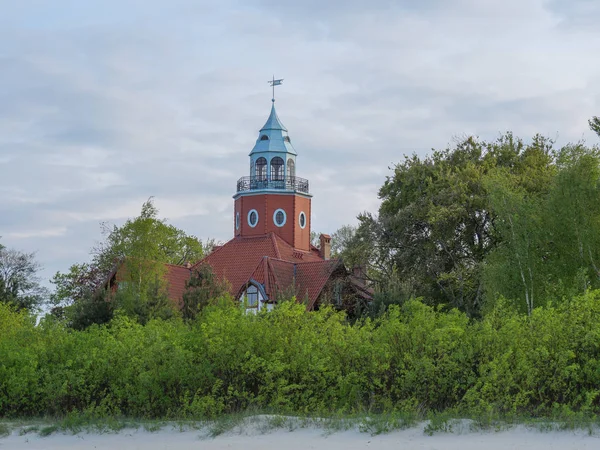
(294, 259), (339, 265)
(270, 232), (282, 259)
(266, 258), (281, 294)
(267, 257), (296, 266)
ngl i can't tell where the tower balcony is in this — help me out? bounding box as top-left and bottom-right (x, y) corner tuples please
(236, 175), (310, 194)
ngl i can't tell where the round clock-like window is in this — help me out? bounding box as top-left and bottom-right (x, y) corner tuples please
(248, 209), (259, 228)
(273, 208), (286, 227)
(299, 211), (306, 229)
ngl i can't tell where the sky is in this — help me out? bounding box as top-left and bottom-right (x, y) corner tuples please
(1, 0), (600, 288)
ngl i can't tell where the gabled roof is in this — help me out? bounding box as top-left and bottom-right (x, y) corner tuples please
(190, 233), (324, 301)
(157, 233), (371, 310)
(251, 258), (340, 309)
(295, 260), (342, 309)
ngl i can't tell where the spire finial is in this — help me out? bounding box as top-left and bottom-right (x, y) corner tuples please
(268, 76), (283, 102)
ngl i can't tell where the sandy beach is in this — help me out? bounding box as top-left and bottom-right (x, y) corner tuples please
(2, 422), (598, 450)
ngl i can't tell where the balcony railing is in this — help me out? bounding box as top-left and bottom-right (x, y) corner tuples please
(236, 175), (310, 194)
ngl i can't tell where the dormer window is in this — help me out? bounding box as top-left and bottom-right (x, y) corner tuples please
(284, 136), (291, 143)
(260, 135), (269, 141)
(245, 284), (259, 308)
(239, 282), (267, 313)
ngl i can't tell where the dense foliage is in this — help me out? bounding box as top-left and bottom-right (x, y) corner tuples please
(346, 131), (600, 316)
(50, 198), (207, 325)
(181, 265), (230, 321)
(2, 291), (600, 419)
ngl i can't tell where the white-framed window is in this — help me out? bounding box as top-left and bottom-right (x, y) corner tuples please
(299, 211), (307, 229)
(239, 282), (267, 313)
(246, 284), (259, 308)
(287, 158), (295, 178)
(235, 211), (240, 230)
(247, 209), (259, 228)
(273, 208), (286, 227)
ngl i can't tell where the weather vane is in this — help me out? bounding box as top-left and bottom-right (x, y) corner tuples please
(268, 75), (283, 102)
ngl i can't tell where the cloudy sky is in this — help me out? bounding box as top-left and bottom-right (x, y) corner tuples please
(1, 0), (599, 287)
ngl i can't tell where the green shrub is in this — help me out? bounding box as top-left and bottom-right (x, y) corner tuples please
(1, 292), (600, 420)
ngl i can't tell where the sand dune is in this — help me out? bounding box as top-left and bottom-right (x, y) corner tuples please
(2, 421), (599, 450)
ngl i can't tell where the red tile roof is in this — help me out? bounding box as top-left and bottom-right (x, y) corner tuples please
(164, 264), (192, 307)
(251, 258), (340, 308)
(295, 260), (340, 309)
(163, 232), (345, 308)
(191, 232), (321, 290)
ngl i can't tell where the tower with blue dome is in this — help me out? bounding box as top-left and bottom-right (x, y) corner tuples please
(233, 83), (312, 252)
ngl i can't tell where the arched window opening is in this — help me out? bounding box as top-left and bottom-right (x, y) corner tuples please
(255, 157), (267, 181)
(271, 157), (284, 181)
(260, 135), (269, 141)
(287, 158), (295, 179)
(245, 284), (259, 309)
(284, 136), (291, 143)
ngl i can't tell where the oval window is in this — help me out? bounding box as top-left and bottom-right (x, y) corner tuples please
(235, 212), (240, 230)
(299, 211), (306, 229)
(248, 209), (259, 228)
(273, 208), (286, 227)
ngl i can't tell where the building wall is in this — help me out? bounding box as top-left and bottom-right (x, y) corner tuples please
(293, 195), (311, 251)
(234, 192), (311, 251)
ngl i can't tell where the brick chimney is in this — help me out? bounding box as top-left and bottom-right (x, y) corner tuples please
(319, 234), (331, 260)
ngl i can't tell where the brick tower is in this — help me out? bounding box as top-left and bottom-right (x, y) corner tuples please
(232, 93), (312, 251)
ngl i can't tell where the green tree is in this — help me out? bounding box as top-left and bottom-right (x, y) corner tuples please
(544, 145), (600, 293)
(483, 143), (600, 313)
(589, 116), (600, 138)
(356, 133), (555, 316)
(0, 241), (48, 311)
(330, 224), (372, 267)
(483, 169), (544, 315)
(51, 198), (206, 325)
(181, 264), (230, 321)
(92, 199), (204, 289)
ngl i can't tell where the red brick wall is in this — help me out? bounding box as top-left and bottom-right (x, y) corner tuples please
(234, 193), (311, 251)
(293, 195), (311, 251)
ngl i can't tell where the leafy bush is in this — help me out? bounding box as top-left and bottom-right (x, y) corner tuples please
(1, 292), (600, 419)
